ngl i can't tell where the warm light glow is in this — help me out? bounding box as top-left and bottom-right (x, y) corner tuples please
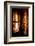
(16, 23), (19, 32)
(23, 11), (28, 34)
(24, 15), (27, 32)
(13, 13), (19, 32)
(15, 13), (19, 32)
(16, 13), (18, 21)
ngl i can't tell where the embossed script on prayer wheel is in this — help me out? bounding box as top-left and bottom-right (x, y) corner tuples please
(13, 12), (20, 33)
(22, 10), (28, 35)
